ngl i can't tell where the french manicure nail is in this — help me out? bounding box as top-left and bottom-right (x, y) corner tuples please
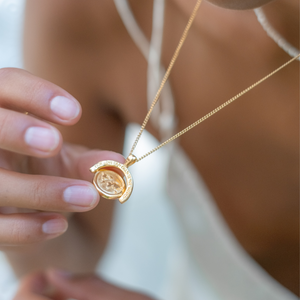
(42, 219), (68, 235)
(25, 127), (60, 152)
(63, 186), (99, 207)
(50, 96), (80, 121)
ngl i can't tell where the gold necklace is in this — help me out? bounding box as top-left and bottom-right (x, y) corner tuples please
(90, 0), (300, 204)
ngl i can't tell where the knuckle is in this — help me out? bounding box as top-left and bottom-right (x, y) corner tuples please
(9, 221), (26, 244)
(0, 112), (13, 145)
(0, 68), (18, 100)
(30, 180), (47, 209)
(7, 217), (42, 245)
(25, 79), (48, 107)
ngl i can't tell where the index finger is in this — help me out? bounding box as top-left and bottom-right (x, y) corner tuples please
(0, 68), (81, 125)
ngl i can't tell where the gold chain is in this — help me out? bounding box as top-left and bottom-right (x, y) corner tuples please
(137, 53), (300, 162)
(127, 0), (300, 163)
(128, 0), (203, 157)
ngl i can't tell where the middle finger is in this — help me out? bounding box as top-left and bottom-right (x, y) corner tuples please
(0, 108), (62, 157)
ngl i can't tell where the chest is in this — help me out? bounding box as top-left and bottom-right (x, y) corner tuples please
(85, 0), (299, 248)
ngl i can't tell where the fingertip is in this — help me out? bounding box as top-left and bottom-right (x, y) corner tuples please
(42, 218), (68, 236)
(24, 125), (63, 158)
(103, 151), (126, 164)
(36, 213), (68, 240)
(49, 95), (82, 125)
(77, 150), (125, 182)
(62, 184), (100, 210)
(90, 150), (126, 165)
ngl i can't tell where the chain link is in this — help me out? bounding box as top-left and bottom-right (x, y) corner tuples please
(126, 0), (299, 163)
(137, 53), (300, 162)
(128, 0), (203, 157)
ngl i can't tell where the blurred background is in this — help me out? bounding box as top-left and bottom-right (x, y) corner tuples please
(0, 0), (187, 299)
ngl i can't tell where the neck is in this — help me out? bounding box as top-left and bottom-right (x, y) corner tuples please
(263, 0), (299, 50)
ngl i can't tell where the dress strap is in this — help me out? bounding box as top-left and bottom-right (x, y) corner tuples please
(114, 0), (176, 140)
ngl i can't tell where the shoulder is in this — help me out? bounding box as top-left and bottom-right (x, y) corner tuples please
(25, 0), (124, 46)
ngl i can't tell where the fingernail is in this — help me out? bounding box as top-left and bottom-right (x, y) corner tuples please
(50, 96), (80, 121)
(42, 219), (68, 235)
(63, 186), (99, 207)
(25, 127), (60, 152)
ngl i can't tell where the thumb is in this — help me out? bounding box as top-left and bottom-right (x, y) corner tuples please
(14, 272), (52, 300)
(46, 270), (107, 300)
(46, 269), (154, 300)
(60, 143), (125, 181)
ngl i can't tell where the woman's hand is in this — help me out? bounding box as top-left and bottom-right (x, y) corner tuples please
(14, 270), (155, 300)
(0, 67), (124, 246)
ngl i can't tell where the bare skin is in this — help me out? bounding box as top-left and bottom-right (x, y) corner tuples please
(14, 271), (154, 300)
(1, 0), (298, 297)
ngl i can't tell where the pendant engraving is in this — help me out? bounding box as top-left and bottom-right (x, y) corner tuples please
(95, 170), (125, 199)
(90, 156), (136, 204)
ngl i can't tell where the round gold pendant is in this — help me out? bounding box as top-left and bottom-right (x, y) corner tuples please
(90, 156), (136, 204)
(94, 169), (125, 199)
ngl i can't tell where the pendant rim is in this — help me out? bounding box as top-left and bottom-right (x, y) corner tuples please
(90, 160), (133, 204)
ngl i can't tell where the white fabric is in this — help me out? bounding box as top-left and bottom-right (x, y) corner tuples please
(254, 8), (300, 60)
(0, 1), (25, 299)
(114, 1), (298, 299)
(168, 145), (297, 300)
(114, 0), (175, 140)
(0, 0), (25, 69)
